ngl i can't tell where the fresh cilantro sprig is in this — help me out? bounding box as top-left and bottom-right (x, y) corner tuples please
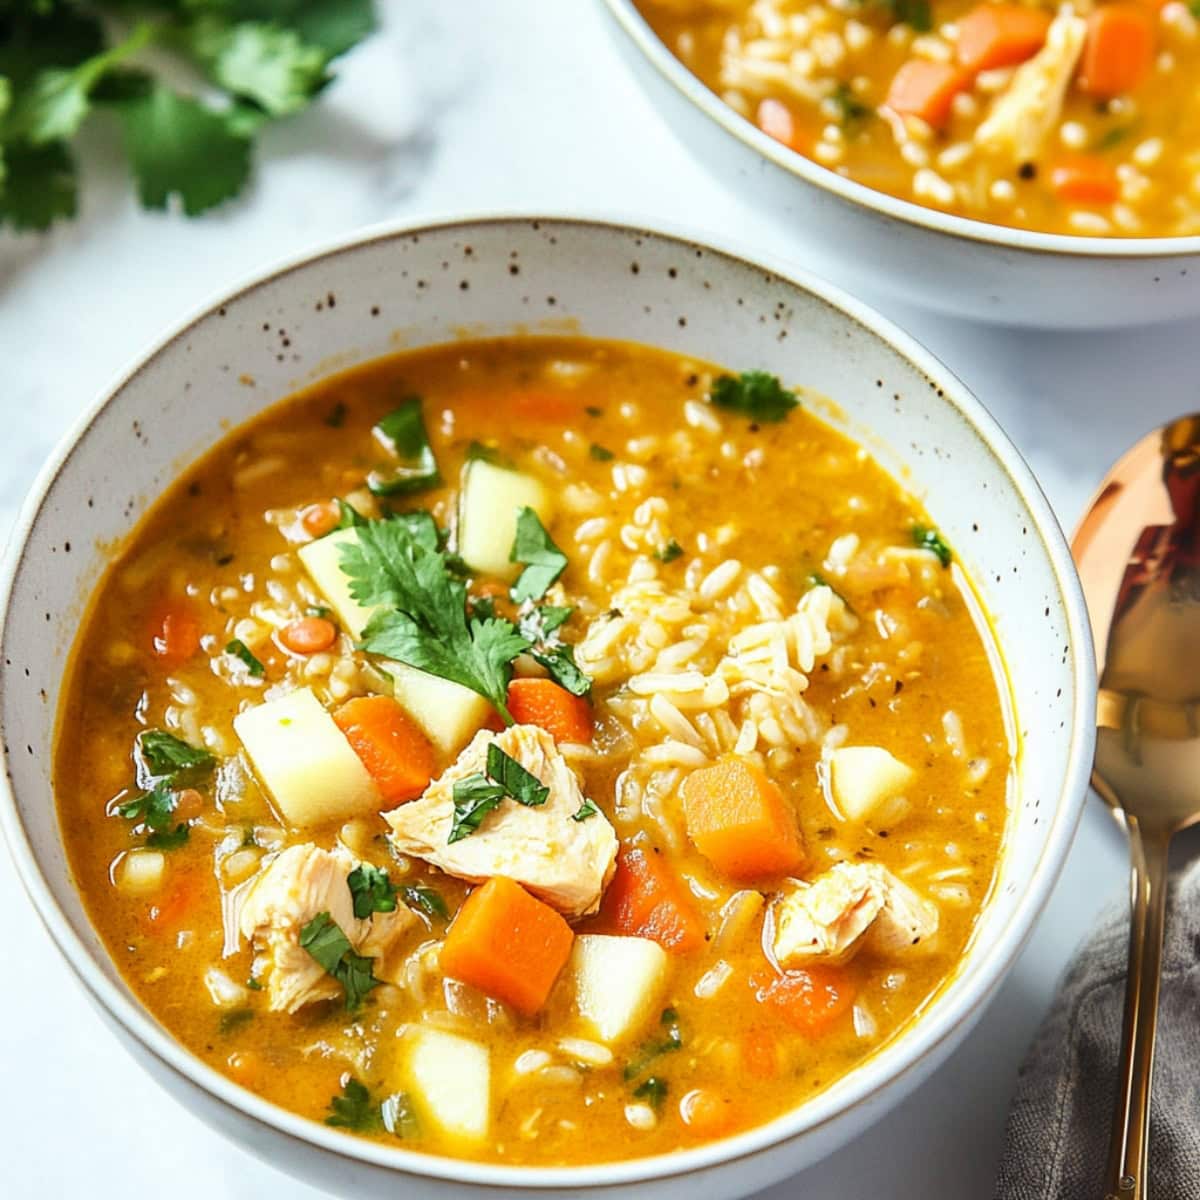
(346, 864), (396, 919)
(136, 730), (214, 782)
(710, 371), (798, 422)
(509, 507), (568, 603)
(0, 1), (377, 231)
(325, 1078), (382, 1132)
(401, 884), (448, 920)
(119, 729), (214, 850)
(299, 911), (378, 1013)
(339, 518), (531, 724)
(912, 524), (953, 567)
(449, 743), (550, 843)
(517, 604), (592, 698)
(226, 637), (265, 676)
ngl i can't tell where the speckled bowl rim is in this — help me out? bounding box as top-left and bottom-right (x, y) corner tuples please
(0, 212), (1096, 1192)
(600, 0), (1200, 261)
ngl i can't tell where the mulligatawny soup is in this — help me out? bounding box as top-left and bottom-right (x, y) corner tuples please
(637, 0), (1200, 238)
(56, 338), (1012, 1164)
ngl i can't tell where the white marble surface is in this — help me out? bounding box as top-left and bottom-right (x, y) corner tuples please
(1, 1), (1197, 1196)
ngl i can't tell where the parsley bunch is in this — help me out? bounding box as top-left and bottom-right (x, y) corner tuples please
(0, 0), (376, 231)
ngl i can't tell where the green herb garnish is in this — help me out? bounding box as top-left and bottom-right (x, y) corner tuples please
(325, 1078), (382, 1132)
(218, 1008), (254, 1035)
(654, 539), (684, 564)
(339, 519), (530, 724)
(509, 507), (568, 603)
(324, 401), (347, 428)
(305, 604), (333, 619)
(830, 81), (872, 125)
(299, 911), (378, 1012)
(571, 797), (600, 822)
(485, 742), (550, 807)
(367, 397), (440, 496)
(401, 884), (448, 919)
(532, 643), (592, 697)
(334, 498), (367, 530)
(146, 822), (190, 849)
(347, 864), (397, 919)
(710, 371), (798, 422)
(589, 443), (615, 462)
(912, 525), (952, 567)
(633, 1077), (668, 1109)
(624, 1008), (684, 1079)
(136, 730), (214, 781)
(226, 637), (265, 676)
(882, 0), (933, 31)
(449, 743), (550, 843)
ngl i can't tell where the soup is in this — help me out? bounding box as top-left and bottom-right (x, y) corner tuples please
(56, 338), (1012, 1164)
(636, 0), (1200, 238)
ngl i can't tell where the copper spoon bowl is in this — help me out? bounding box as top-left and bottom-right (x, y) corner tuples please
(1073, 415), (1200, 1200)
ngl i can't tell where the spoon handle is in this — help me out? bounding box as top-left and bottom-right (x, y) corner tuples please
(1104, 821), (1171, 1200)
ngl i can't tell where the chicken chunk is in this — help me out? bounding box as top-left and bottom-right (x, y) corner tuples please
(384, 725), (618, 917)
(237, 843), (417, 1013)
(974, 5), (1087, 164)
(771, 861), (938, 967)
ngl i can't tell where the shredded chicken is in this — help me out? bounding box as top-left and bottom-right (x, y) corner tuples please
(384, 725), (618, 917)
(237, 843), (417, 1013)
(771, 861), (939, 967)
(974, 5), (1088, 164)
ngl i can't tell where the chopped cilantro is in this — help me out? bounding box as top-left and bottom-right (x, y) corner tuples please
(830, 81), (872, 126)
(912, 524), (952, 567)
(517, 605), (592, 697)
(299, 911), (378, 1012)
(401, 884), (448, 919)
(710, 371), (798, 422)
(589, 443), (615, 462)
(346, 864), (397, 919)
(571, 797), (600, 822)
(633, 1076), (668, 1109)
(146, 822), (190, 850)
(226, 637), (265, 676)
(486, 743), (549, 807)
(325, 1078), (382, 1132)
(509, 508), (568, 603)
(532, 643), (592, 697)
(218, 1008), (254, 1035)
(367, 396), (440, 496)
(381, 1091), (420, 1138)
(1094, 126), (1131, 152)
(305, 604), (333, 619)
(246, 977), (263, 991)
(654, 539), (684, 564)
(806, 569), (852, 611)
(335, 498), (367, 530)
(339, 518), (530, 724)
(448, 744), (550, 842)
(882, 0), (933, 31)
(584, 405), (604, 417)
(136, 730), (214, 781)
(624, 1008), (684, 1079)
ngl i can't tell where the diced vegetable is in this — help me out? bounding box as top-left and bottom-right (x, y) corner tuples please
(457, 458), (554, 580)
(405, 1026), (491, 1142)
(1077, 4), (1155, 98)
(333, 695), (436, 807)
(884, 60), (970, 130)
(441, 876), (574, 1015)
(386, 660), (493, 759)
(148, 600), (200, 665)
(750, 966), (856, 1034)
(297, 528), (381, 638)
(507, 678), (593, 745)
(679, 1088), (737, 1138)
(600, 848), (706, 954)
(233, 687), (380, 828)
(570, 934), (671, 1044)
(828, 746), (915, 822)
(116, 849), (166, 895)
(680, 758), (806, 880)
(1050, 155), (1119, 204)
(300, 501), (341, 539)
(955, 4), (1053, 72)
(756, 97), (806, 153)
(280, 616), (338, 655)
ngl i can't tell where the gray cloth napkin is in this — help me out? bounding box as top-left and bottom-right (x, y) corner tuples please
(995, 862), (1200, 1200)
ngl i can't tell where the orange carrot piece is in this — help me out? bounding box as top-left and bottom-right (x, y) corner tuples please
(751, 966), (856, 1035)
(149, 601), (200, 666)
(332, 695), (437, 807)
(300, 501), (340, 539)
(507, 677), (593, 745)
(1078, 4), (1155, 97)
(144, 876), (199, 933)
(679, 1088), (738, 1138)
(884, 60), (970, 130)
(510, 393), (582, 424)
(440, 876), (574, 1015)
(680, 758), (806, 881)
(1050, 155), (1120, 204)
(755, 97), (806, 153)
(956, 4), (1053, 71)
(280, 616), (338, 655)
(599, 848), (706, 954)
(740, 1026), (779, 1079)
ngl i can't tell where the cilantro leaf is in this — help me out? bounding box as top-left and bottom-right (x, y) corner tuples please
(188, 18), (328, 118)
(571, 797), (600, 822)
(633, 1076), (668, 1110)
(347, 864), (397, 919)
(325, 1077), (382, 1131)
(912, 524), (952, 567)
(146, 822), (190, 850)
(486, 742), (549, 807)
(137, 730), (216, 780)
(624, 1008), (683, 1079)
(340, 519), (530, 722)
(118, 84), (252, 217)
(0, 138), (76, 230)
(448, 773), (507, 843)
(226, 637), (266, 676)
(883, 0), (933, 31)
(117, 781), (175, 831)
(710, 371), (798, 422)
(299, 911), (378, 1012)
(588, 443), (614, 462)
(654, 539), (683, 564)
(830, 81), (872, 127)
(221, 0), (377, 59)
(532, 643), (591, 697)
(509, 508), (568, 603)
(401, 884), (448, 919)
(334, 497), (367, 530)
(367, 396), (440, 496)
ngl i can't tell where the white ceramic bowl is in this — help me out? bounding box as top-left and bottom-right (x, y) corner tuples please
(0, 215), (1094, 1198)
(599, 0), (1200, 329)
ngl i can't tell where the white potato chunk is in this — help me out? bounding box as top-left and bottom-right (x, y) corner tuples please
(570, 934), (671, 1045)
(405, 1026), (491, 1142)
(233, 687), (380, 828)
(297, 528), (380, 638)
(385, 660), (492, 760)
(116, 850), (166, 895)
(828, 746), (915, 821)
(457, 458), (554, 580)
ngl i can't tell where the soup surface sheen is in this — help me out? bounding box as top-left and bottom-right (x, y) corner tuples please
(56, 337), (1012, 1165)
(637, 0), (1200, 237)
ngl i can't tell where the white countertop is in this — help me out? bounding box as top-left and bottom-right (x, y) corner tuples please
(1, 1), (1195, 1196)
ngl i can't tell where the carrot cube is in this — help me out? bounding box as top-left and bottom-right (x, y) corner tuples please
(884, 60), (971, 130)
(599, 848), (706, 954)
(956, 4), (1052, 72)
(507, 677), (593, 745)
(332, 695), (437, 807)
(1078, 4), (1155, 98)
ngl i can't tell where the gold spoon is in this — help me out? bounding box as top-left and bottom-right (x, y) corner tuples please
(1073, 415), (1200, 1200)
